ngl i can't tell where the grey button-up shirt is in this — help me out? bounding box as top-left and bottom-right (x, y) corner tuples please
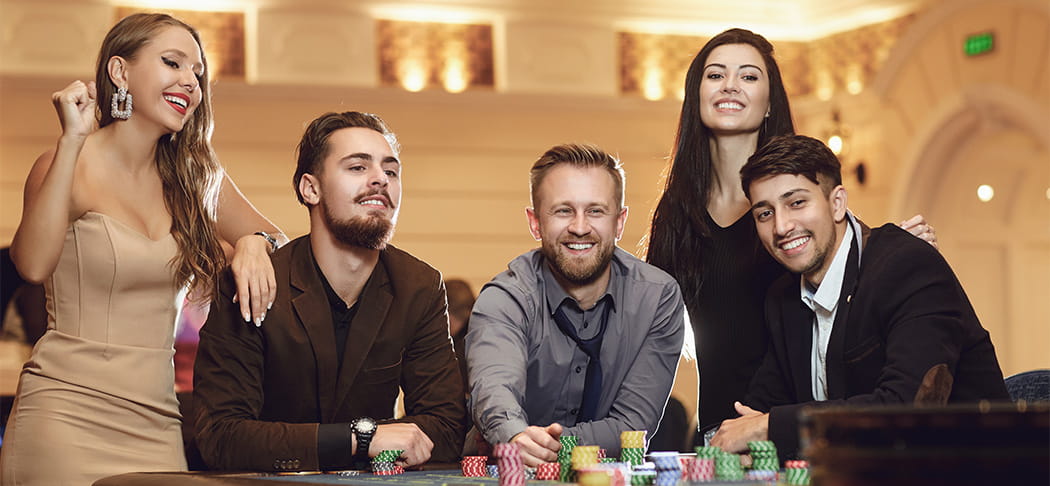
(466, 247), (685, 455)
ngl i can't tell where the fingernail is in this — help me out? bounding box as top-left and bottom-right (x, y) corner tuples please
(243, 313), (250, 323)
(268, 301), (273, 310)
(254, 317), (262, 327)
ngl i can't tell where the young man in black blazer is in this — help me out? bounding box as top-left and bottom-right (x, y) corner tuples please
(711, 135), (1009, 458)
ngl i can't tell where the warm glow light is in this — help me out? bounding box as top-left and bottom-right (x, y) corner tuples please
(977, 184), (995, 202)
(370, 6), (492, 24)
(816, 70), (834, 101)
(400, 59), (427, 92)
(1046, 188), (1050, 201)
(443, 58), (468, 93)
(827, 135), (844, 155)
(846, 64), (864, 95)
(117, 0), (243, 11)
(642, 67), (664, 101)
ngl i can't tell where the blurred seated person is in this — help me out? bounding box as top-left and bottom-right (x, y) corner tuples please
(445, 279), (476, 389)
(711, 135), (1009, 458)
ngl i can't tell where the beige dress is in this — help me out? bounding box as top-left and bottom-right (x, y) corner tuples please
(1, 212), (187, 485)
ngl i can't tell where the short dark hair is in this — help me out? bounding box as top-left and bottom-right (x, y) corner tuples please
(529, 144), (625, 208)
(293, 111), (400, 205)
(740, 135), (842, 199)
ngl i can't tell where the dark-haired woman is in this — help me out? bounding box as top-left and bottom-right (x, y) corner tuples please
(646, 28), (935, 443)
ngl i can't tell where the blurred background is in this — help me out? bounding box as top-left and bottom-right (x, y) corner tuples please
(0, 0), (1047, 431)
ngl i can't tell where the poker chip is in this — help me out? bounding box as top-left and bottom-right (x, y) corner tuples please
(487, 464), (500, 478)
(578, 469), (613, 486)
(694, 446), (722, 459)
(783, 466), (811, 485)
(619, 447), (645, 467)
(371, 462), (403, 476)
(683, 457), (714, 481)
(494, 442), (525, 486)
(572, 445), (601, 469)
(374, 449), (404, 462)
(461, 455), (488, 477)
(745, 469), (778, 480)
(619, 430), (647, 449)
(534, 462), (559, 481)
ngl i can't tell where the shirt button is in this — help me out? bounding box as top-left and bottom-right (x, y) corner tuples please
(583, 322), (589, 328)
(575, 366), (583, 373)
(570, 408), (578, 415)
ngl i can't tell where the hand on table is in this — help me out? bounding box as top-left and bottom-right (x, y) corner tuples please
(710, 402), (768, 453)
(370, 423), (434, 467)
(510, 423), (563, 467)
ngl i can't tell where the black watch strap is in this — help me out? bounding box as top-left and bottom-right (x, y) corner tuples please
(350, 417), (376, 464)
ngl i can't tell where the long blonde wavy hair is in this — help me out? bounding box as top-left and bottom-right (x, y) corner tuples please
(95, 13), (225, 295)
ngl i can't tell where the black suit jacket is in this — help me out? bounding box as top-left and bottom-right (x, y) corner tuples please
(194, 236), (467, 471)
(745, 219), (1009, 457)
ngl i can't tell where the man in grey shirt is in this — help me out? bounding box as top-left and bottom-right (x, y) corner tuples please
(466, 144), (685, 466)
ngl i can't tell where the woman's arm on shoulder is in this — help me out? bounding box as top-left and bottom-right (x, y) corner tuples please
(215, 173), (289, 325)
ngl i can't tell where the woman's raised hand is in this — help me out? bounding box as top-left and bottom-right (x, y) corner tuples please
(52, 80), (98, 139)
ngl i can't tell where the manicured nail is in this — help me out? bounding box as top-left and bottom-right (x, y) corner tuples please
(268, 301), (273, 310)
(254, 316), (262, 327)
(243, 312), (250, 322)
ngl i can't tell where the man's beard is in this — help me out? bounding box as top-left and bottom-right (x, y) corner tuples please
(322, 201), (395, 250)
(541, 238), (615, 286)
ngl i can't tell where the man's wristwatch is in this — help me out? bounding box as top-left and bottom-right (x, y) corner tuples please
(350, 417), (377, 463)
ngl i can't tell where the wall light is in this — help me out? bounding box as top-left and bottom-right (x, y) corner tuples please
(977, 185), (995, 202)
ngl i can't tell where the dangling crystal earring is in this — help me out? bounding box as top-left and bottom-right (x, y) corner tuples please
(111, 86), (133, 120)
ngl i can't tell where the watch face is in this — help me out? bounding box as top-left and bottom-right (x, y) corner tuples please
(354, 418), (376, 433)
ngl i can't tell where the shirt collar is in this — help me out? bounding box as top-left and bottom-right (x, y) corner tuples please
(801, 222), (854, 313)
(541, 251), (621, 315)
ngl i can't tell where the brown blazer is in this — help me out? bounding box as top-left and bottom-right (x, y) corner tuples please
(193, 236), (467, 471)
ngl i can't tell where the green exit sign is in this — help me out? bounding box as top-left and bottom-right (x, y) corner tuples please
(965, 32), (994, 56)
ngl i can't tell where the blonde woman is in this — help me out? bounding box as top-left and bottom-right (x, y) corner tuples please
(1, 13), (287, 485)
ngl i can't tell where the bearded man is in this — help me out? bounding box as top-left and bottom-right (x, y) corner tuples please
(466, 144), (685, 465)
(193, 111), (467, 472)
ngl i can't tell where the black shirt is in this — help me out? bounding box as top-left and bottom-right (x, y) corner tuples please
(314, 262), (360, 469)
(317, 262), (359, 369)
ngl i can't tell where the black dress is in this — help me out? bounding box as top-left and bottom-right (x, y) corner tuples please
(692, 211), (786, 436)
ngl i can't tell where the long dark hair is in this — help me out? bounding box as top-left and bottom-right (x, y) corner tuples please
(96, 13), (225, 295)
(645, 28), (795, 310)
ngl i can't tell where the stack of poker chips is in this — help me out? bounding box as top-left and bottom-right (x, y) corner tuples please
(747, 440), (779, 471)
(487, 464), (500, 478)
(783, 460), (811, 485)
(682, 457), (714, 481)
(371, 449), (404, 475)
(557, 435), (578, 482)
(461, 455), (487, 477)
(619, 431), (646, 466)
(648, 452), (681, 486)
(713, 450), (744, 481)
(578, 469), (613, 486)
(629, 463), (656, 486)
(524, 466), (537, 480)
(571, 445), (601, 471)
(536, 462), (560, 480)
(494, 442), (525, 486)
